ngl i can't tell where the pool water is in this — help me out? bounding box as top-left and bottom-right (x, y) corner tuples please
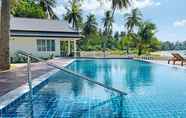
(1, 59), (186, 118)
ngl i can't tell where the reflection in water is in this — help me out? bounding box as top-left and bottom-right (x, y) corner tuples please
(103, 61), (112, 87)
(124, 61), (153, 92)
(71, 76), (83, 97)
(68, 59), (154, 93)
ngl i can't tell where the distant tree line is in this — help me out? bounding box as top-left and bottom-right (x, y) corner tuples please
(161, 41), (186, 50)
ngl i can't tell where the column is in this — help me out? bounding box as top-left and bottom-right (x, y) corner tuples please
(68, 40), (71, 56)
(74, 40), (77, 57)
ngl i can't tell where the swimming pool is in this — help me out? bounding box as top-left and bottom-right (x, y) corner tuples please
(1, 59), (186, 117)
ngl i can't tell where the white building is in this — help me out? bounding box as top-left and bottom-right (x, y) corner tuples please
(10, 17), (82, 58)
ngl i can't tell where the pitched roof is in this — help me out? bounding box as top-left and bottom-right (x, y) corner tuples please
(10, 17), (82, 38)
(10, 17), (78, 33)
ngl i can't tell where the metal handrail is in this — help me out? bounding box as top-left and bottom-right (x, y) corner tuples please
(17, 50), (127, 95)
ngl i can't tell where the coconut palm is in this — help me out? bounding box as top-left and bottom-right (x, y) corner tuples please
(102, 11), (114, 57)
(0, 0), (10, 70)
(111, 0), (131, 17)
(37, 0), (58, 19)
(83, 14), (97, 36)
(136, 21), (157, 55)
(64, 0), (82, 31)
(123, 8), (142, 54)
(124, 8), (142, 33)
(102, 11), (113, 35)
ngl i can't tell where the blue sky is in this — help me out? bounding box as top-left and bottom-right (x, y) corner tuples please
(54, 0), (186, 42)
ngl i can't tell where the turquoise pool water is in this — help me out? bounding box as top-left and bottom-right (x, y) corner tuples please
(67, 59), (186, 117)
(1, 59), (186, 117)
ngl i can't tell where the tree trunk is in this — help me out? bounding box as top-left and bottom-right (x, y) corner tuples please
(103, 37), (106, 58)
(138, 48), (142, 56)
(0, 0), (10, 71)
(126, 45), (129, 55)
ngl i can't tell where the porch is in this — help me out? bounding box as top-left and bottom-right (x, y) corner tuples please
(60, 39), (80, 57)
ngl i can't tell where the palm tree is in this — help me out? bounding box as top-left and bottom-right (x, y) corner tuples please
(64, 0), (82, 31)
(83, 14), (97, 36)
(0, 0), (10, 71)
(102, 11), (114, 57)
(124, 8), (142, 33)
(111, 0), (131, 17)
(136, 21), (157, 55)
(102, 11), (113, 35)
(37, 0), (58, 19)
(124, 8), (142, 54)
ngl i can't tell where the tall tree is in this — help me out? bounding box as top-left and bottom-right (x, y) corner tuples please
(37, 0), (58, 19)
(124, 8), (142, 54)
(64, 0), (82, 31)
(136, 21), (157, 55)
(111, 0), (130, 15)
(12, 0), (45, 18)
(102, 11), (114, 57)
(0, 0), (10, 70)
(124, 8), (142, 33)
(102, 11), (113, 36)
(83, 14), (97, 36)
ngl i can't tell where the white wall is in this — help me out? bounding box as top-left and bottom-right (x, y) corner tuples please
(10, 37), (61, 58)
(9, 36), (79, 58)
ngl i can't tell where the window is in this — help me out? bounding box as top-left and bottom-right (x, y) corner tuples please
(47, 40), (51, 51)
(51, 40), (55, 51)
(37, 40), (42, 51)
(37, 39), (55, 51)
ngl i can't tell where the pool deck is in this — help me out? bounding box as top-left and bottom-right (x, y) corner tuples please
(0, 58), (74, 97)
(139, 59), (186, 69)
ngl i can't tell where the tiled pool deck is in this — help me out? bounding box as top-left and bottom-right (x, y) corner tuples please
(0, 58), (74, 97)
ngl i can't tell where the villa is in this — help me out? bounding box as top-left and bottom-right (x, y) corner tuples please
(10, 17), (82, 58)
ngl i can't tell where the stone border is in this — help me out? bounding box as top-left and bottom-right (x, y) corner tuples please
(134, 59), (186, 70)
(0, 59), (74, 110)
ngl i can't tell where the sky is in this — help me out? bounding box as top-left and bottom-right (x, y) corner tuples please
(53, 0), (186, 42)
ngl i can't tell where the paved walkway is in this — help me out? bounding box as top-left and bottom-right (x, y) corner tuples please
(0, 58), (74, 97)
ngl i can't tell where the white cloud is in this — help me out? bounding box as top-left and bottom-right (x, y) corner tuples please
(113, 23), (125, 33)
(132, 0), (161, 9)
(155, 2), (161, 6)
(174, 20), (186, 27)
(53, 4), (66, 17)
(80, 0), (161, 14)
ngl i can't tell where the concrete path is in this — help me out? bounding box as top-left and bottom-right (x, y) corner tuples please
(0, 58), (74, 97)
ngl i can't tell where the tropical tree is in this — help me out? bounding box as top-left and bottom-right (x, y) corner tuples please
(0, 0), (10, 70)
(136, 21), (157, 55)
(102, 11), (114, 57)
(102, 11), (113, 35)
(12, 0), (45, 18)
(10, 0), (18, 14)
(83, 14), (97, 36)
(121, 35), (134, 54)
(123, 8), (142, 54)
(36, 0), (58, 19)
(124, 8), (142, 33)
(111, 0), (131, 17)
(64, 0), (82, 31)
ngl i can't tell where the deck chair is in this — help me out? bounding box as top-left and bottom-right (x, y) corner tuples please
(168, 53), (186, 66)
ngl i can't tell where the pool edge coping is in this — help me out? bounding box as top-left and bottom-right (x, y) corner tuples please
(0, 59), (75, 110)
(134, 59), (186, 70)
